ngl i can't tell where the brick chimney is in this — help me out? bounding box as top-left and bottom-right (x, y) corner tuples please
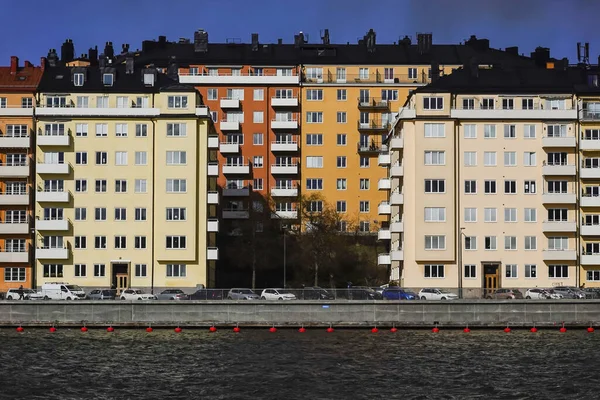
(10, 56), (18, 74)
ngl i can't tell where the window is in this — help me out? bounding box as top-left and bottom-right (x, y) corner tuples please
(464, 124), (476, 138)
(95, 179), (106, 193)
(359, 179), (370, 190)
(359, 221), (370, 232)
(504, 236), (517, 250)
(253, 111), (264, 123)
(132, 236), (147, 249)
(547, 124), (567, 137)
(75, 207), (86, 221)
(464, 264), (476, 278)
(359, 201), (370, 213)
(135, 179), (147, 193)
(425, 179), (445, 193)
(423, 97), (443, 110)
(306, 112), (323, 123)
(306, 134), (323, 145)
(547, 181), (568, 194)
(337, 89), (347, 101)
(525, 236), (537, 250)
(424, 151), (445, 165)
(464, 208), (477, 222)
(484, 208), (497, 222)
(166, 236), (186, 249)
(505, 264), (518, 278)
(167, 264), (187, 277)
(336, 156), (346, 168)
(425, 207), (446, 222)
(43, 265), (63, 278)
(424, 264), (444, 278)
(408, 68), (417, 79)
(306, 178), (323, 190)
(95, 151), (107, 165)
(74, 236), (87, 249)
(484, 180), (496, 194)
(75, 152), (87, 165)
(21, 98), (32, 108)
(464, 180), (477, 194)
(337, 134), (346, 145)
(74, 264), (86, 277)
(253, 133), (263, 145)
(336, 201), (346, 213)
(167, 123), (186, 137)
(485, 236), (497, 250)
(524, 124), (536, 138)
(483, 152), (496, 166)
(504, 208), (517, 222)
(525, 264), (537, 278)
(95, 123), (108, 137)
(484, 124), (496, 138)
(114, 236), (126, 249)
(253, 89), (264, 101)
(4, 267), (25, 282)
(381, 89), (398, 101)
(115, 151), (128, 166)
(359, 157), (370, 168)
(166, 179), (186, 193)
(114, 208), (127, 221)
(135, 124), (147, 137)
(524, 180), (536, 194)
(548, 237), (569, 250)
(253, 178), (263, 191)
(425, 235), (445, 250)
(253, 156), (263, 168)
(464, 236), (477, 250)
(306, 156), (323, 168)
(504, 180), (516, 194)
(135, 264), (147, 277)
(94, 207), (107, 221)
(524, 208), (537, 222)
(75, 180), (87, 193)
(94, 236), (107, 249)
(482, 98), (495, 109)
(504, 124), (516, 138)
(102, 73), (113, 86)
(504, 151), (516, 166)
(307, 201), (323, 212)
(135, 208), (147, 221)
(167, 151), (187, 165)
(115, 124), (128, 137)
(115, 180), (127, 193)
(337, 178), (347, 190)
(207, 89), (218, 100)
(135, 151), (147, 165)
(464, 152), (477, 166)
(93, 264), (106, 277)
(502, 98), (514, 110)
(167, 96), (188, 109)
(75, 123), (88, 137)
(524, 152), (536, 166)
(336, 112), (347, 123)
(166, 208), (186, 221)
(306, 89), (323, 101)
(587, 270), (600, 281)
(548, 265), (568, 278)
(424, 123), (445, 137)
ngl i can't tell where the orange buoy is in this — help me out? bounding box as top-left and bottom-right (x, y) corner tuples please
(209, 326), (217, 333)
(463, 327), (470, 333)
(559, 326), (567, 333)
(107, 326), (114, 332)
(298, 326), (306, 333)
(504, 327), (511, 333)
(16, 326), (24, 333)
(80, 326), (88, 333)
(49, 326), (57, 333)
(326, 326), (334, 333)
(174, 327), (182, 333)
(530, 327), (538, 333)
(233, 326), (240, 333)
(390, 326), (398, 333)
(371, 327), (379, 333)
(146, 327), (153, 333)
(588, 326), (595, 333)
(432, 327), (439, 333)
(269, 326), (277, 333)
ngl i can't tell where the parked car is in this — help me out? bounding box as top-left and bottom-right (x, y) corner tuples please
(87, 289), (117, 300)
(189, 288), (224, 300)
(487, 288), (524, 300)
(301, 287), (335, 300)
(119, 289), (157, 301)
(156, 289), (188, 300)
(260, 288), (296, 300)
(41, 283), (86, 300)
(383, 287), (417, 300)
(341, 287), (382, 300)
(525, 288), (550, 299)
(227, 288), (260, 300)
(544, 289), (564, 299)
(5, 288), (44, 300)
(583, 288), (600, 299)
(553, 286), (585, 299)
(418, 288), (459, 300)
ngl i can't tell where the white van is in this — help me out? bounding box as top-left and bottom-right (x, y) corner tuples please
(41, 283), (86, 300)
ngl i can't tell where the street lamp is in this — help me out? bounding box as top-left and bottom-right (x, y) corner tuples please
(458, 227), (465, 299)
(282, 225), (288, 288)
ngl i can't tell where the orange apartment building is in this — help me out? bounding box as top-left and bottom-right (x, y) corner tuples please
(0, 56), (43, 291)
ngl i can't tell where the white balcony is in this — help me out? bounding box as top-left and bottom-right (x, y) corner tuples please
(36, 162), (69, 174)
(207, 247), (219, 260)
(220, 98), (240, 108)
(581, 254), (600, 265)
(208, 163), (219, 176)
(542, 164), (576, 176)
(390, 221), (404, 232)
(541, 193), (576, 204)
(35, 107), (160, 117)
(378, 202), (391, 215)
(222, 210), (250, 219)
(271, 120), (298, 129)
(271, 141), (298, 152)
(389, 137), (404, 149)
(220, 121), (240, 131)
(36, 247), (69, 260)
(0, 193), (29, 205)
(219, 142), (240, 153)
(0, 107), (33, 117)
(582, 196), (600, 207)
(271, 210), (298, 219)
(378, 253), (391, 265)
(0, 165), (29, 177)
(180, 74), (299, 85)
(271, 187), (298, 197)
(378, 153), (391, 166)
(0, 222), (29, 234)
(0, 251), (28, 263)
(207, 191), (219, 204)
(271, 164), (298, 174)
(391, 249), (404, 261)
(390, 164), (404, 177)
(450, 108), (578, 120)
(0, 136), (30, 148)
(581, 140), (600, 151)
(35, 219), (69, 231)
(223, 187), (250, 197)
(542, 249), (577, 261)
(542, 136), (576, 147)
(36, 191), (69, 203)
(196, 107), (209, 117)
(390, 192), (404, 205)
(378, 228), (391, 240)
(581, 168), (600, 179)
(208, 136), (219, 149)
(207, 219), (219, 232)
(37, 135), (69, 146)
(581, 225), (600, 236)
(378, 178), (391, 190)
(222, 164), (250, 174)
(271, 97), (298, 107)
(542, 221), (577, 232)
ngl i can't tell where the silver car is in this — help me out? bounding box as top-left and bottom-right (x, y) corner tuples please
(227, 288), (260, 300)
(156, 289), (188, 300)
(5, 288), (44, 300)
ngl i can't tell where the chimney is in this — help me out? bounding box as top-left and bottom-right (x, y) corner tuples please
(125, 55), (134, 74)
(399, 35), (411, 46)
(531, 47), (550, 68)
(88, 46), (98, 65)
(251, 33), (259, 51)
(505, 46), (519, 56)
(417, 33), (433, 54)
(158, 35), (167, 48)
(47, 49), (58, 67)
(61, 39), (75, 63)
(10, 56), (18, 74)
(24, 61), (32, 68)
(194, 29), (209, 53)
(122, 43), (130, 54)
(365, 29), (376, 52)
(322, 29), (330, 45)
(431, 60), (440, 83)
(167, 56), (178, 80)
(40, 57), (47, 71)
(104, 41), (114, 58)
(277, 38), (283, 45)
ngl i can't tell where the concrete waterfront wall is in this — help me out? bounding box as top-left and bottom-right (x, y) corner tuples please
(2, 300), (600, 328)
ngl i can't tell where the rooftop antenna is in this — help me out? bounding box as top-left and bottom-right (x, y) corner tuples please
(577, 42), (590, 64)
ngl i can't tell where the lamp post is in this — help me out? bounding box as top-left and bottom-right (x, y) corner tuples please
(458, 227), (465, 299)
(283, 226), (287, 288)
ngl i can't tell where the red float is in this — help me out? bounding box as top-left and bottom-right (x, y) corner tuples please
(559, 326), (567, 333)
(209, 326), (217, 333)
(80, 326), (88, 333)
(588, 326), (595, 333)
(146, 327), (153, 333)
(107, 326), (114, 332)
(530, 327), (538, 333)
(326, 327), (334, 333)
(504, 327), (511, 333)
(371, 327), (379, 333)
(174, 327), (182, 333)
(432, 327), (439, 333)
(16, 326), (23, 333)
(233, 326), (241, 333)
(463, 327), (470, 333)
(49, 326), (56, 333)
(390, 327), (398, 333)
(298, 327), (306, 333)
(269, 326), (277, 333)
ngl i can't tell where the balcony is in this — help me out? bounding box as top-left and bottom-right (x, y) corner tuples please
(196, 107), (209, 117)
(542, 220), (577, 232)
(378, 153), (391, 166)
(271, 119), (298, 129)
(390, 164), (404, 177)
(357, 121), (390, 132)
(271, 164), (298, 174)
(207, 219), (219, 232)
(378, 178), (391, 190)
(357, 141), (385, 154)
(0, 106), (34, 117)
(581, 195), (600, 207)
(0, 135), (30, 148)
(222, 164), (250, 174)
(581, 167), (600, 179)
(391, 249), (404, 261)
(357, 97), (390, 110)
(223, 187), (250, 197)
(581, 111), (600, 121)
(220, 120), (240, 131)
(377, 228), (391, 240)
(542, 136), (576, 147)
(450, 106), (577, 120)
(36, 247), (69, 260)
(0, 250), (29, 263)
(220, 98), (240, 108)
(207, 191), (219, 204)
(0, 221), (29, 234)
(219, 142), (240, 153)
(208, 163), (219, 176)
(378, 202), (391, 215)
(581, 253), (600, 265)
(0, 164), (29, 177)
(271, 210), (298, 219)
(36, 162), (70, 175)
(35, 218), (69, 231)
(271, 97), (298, 107)
(390, 192), (404, 205)
(36, 190), (69, 203)
(581, 139), (600, 151)
(222, 209), (250, 219)
(180, 72), (299, 85)
(207, 247), (219, 260)
(303, 72), (427, 85)
(0, 193), (29, 205)
(397, 107), (416, 119)
(208, 136), (219, 149)
(581, 224), (600, 236)
(271, 187), (298, 197)
(389, 136), (404, 149)
(378, 253), (391, 265)
(390, 221), (404, 232)
(542, 249), (577, 261)
(37, 135), (69, 146)
(36, 105), (160, 117)
(271, 141), (298, 152)
(541, 192), (576, 204)
(542, 163), (576, 176)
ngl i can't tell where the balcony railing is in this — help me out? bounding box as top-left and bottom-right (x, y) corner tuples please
(581, 111), (600, 120)
(357, 97), (391, 109)
(302, 72), (428, 84)
(357, 121), (391, 131)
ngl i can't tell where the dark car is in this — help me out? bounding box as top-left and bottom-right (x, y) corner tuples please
(87, 289), (117, 300)
(382, 287), (417, 300)
(341, 287), (382, 300)
(188, 288), (224, 300)
(583, 288), (600, 299)
(301, 287), (335, 300)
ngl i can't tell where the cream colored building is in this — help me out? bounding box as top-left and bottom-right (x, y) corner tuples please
(381, 64), (597, 294)
(34, 61), (218, 292)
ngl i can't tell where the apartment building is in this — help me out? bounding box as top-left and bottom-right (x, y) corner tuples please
(0, 57), (42, 291)
(382, 61), (600, 293)
(34, 49), (217, 291)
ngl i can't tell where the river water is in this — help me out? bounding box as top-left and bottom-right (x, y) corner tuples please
(0, 328), (597, 399)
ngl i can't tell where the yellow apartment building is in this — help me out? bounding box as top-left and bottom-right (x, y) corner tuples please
(382, 63), (596, 294)
(34, 56), (217, 292)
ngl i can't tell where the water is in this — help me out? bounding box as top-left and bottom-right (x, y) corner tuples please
(0, 328), (598, 399)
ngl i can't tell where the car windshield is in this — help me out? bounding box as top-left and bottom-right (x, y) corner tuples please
(239, 290), (254, 294)
(439, 290), (453, 294)
(134, 290), (144, 294)
(277, 289), (293, 295)
(66, 285), (82, 291)
(23, 289), (36, 294)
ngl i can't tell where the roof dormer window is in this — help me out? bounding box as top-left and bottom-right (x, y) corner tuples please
(103, 73), (114, 86)
(143, 73), (155, 86)
(74, 73), (85, 87)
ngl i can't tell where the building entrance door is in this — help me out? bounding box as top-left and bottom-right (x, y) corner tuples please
(116, 274), (128, 295)
(111, 263), (129, 295)
(483, 263), (500, 299)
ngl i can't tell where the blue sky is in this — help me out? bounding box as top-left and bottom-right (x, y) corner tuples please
(1, 0), (596, 64)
